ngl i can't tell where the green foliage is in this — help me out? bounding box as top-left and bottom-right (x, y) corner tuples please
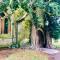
(35, 0), (45, 9)
(1, 0), (60, 41)
(36, 8), (45, 28)
(20, 0), (29, 12)
(3, 0), (9, 5)
(0, 0), (9, 12)
(0, 3), (6, 12)
(12, 8), (26, 21)
(0, 34), (12, 39)
(44, 1), (60, 39)
(10, 0), (19, 10)
(49, 2), (60, 16)
(54, 0), (60, 4)
(45, 13), (60, 39)
(32, 8), (45, 28)
(49, 16), (60, 39)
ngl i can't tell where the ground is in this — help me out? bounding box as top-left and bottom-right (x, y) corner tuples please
(0, 48), (49, 60)
(0, 48), (60, 60)
(0, 38), (60, 60)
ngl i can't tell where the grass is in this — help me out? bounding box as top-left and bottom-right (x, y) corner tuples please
(0, 34), (12, 39)
(0, 34), (12, 48)
(6, 49), (48, 60)
(52, 39), (60, 48)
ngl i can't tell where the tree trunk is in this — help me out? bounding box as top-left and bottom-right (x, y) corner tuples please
(46, 31), (52, 48)
(31, 24), (46, 49)
(31, 24), (37, 48)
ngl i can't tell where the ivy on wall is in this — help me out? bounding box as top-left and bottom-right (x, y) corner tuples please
(19, 15), (31, 41)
